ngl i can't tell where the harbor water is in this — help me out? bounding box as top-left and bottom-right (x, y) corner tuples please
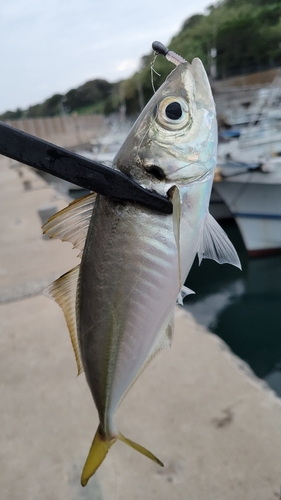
(183, 219), (281, 396)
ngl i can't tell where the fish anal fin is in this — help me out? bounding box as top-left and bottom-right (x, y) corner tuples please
(118, 432), (163, 467)
(198, 212), (241, 269)
(44, 265), (83, 375)
(81, 425), (116, 487)
(43, 193), (96, 257)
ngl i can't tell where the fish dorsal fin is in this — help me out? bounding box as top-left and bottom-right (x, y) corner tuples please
(44, 265), (83, 375)
(43, 193), (96, 257)
(176, 285), (195, 306)
(198, 212), (241, 269)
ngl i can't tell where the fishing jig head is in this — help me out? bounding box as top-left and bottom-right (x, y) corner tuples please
(152, 41), (187, 66)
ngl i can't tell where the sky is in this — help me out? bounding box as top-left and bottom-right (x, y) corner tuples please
(0, 0), (212, 114)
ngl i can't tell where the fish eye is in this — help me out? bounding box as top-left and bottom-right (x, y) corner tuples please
(156, 97), (190, 131)
(165, 102), (182, 120)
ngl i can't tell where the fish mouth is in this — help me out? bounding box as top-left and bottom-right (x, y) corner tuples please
(144, 165), (166, 181)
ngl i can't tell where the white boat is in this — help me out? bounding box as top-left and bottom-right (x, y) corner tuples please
(213, 158), (281, 256)
(218, 118), (281, 165)
(238, 119), (281, 159)
(90, 120), (133, 164)
(209, 184), (233, 221)
(220, 77), (281, 128)
(215, 80), (281, 256)
(91, 135), (125, 164)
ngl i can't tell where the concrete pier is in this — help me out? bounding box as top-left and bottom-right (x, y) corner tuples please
(1, 155), (281, 500)
(4, 114), (107, 149)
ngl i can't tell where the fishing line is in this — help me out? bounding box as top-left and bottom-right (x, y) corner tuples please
(136, 113), (157, 160)
(150, 52), (161, 94)
(139, 41), (188, 158)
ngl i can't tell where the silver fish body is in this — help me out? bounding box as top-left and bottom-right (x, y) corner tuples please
(79, 196), (178, 433)
(44, 57), (240, 486)
(79, 182), (215, 436)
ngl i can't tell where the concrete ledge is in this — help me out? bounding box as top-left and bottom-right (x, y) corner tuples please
(1, 300), (281, 499)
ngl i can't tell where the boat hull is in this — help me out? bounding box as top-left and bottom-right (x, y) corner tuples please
(214, 174), (281, 256)
(209, 189), (233, 221)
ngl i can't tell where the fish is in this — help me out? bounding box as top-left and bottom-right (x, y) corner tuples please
(43, 56), (241, 486)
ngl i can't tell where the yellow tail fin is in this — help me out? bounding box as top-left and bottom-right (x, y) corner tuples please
(81, 425), (164, 487)
(81, 425), (116, 486)
(118, 432), (164, 467)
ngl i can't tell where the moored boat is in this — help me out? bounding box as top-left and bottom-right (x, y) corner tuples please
(213, 158), (281, 256)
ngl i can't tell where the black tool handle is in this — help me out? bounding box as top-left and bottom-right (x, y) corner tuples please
(0, 121), (172, 214)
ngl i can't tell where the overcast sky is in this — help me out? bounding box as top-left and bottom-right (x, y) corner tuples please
(0, 0), (212, 114)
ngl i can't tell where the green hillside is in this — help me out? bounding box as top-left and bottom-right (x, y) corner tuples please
(1, 0), (281, 120)
(123, 0), (281, 114)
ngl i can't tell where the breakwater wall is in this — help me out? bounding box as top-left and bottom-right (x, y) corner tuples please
(4, 114), (107, 148)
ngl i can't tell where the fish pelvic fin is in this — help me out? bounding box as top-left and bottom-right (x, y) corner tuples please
(81, 426), (164, 486)
(176, 285), (195, 306)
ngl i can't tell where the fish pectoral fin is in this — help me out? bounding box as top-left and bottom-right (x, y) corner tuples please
(43, 193), (96, 257)
(81, 425), (116, 487)
(118, 433), (164, 467)
(198, 212), (241, 269)
(176, 285), (195, 305)
(44, 265), (83, 375)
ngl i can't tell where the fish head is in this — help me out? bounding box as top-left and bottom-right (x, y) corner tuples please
(114, 58), (217, 192)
